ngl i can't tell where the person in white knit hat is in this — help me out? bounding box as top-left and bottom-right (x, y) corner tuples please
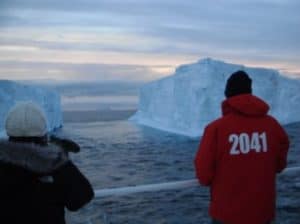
(0, 101), (94, 224)
(5, 101), (48, 144)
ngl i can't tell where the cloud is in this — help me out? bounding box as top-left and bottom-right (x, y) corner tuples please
(0, 60), (167, 81)
(0, 0), (299, 80)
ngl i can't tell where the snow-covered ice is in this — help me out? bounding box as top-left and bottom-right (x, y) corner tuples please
(0, 80), (62, 136)
(131, 58), (300, 137)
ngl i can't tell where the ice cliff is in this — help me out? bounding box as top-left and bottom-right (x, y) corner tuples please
(131, 58), (300, 137)
(0, 80), (62, 136)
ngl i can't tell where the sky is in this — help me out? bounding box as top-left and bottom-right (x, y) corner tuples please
(0, 0), (299, 82)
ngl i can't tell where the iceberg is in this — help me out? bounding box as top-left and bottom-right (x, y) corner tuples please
(0, 80), (62, 136)
(131, 58), (300, 137)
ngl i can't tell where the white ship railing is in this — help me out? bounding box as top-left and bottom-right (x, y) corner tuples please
(94, 166), (300, 198)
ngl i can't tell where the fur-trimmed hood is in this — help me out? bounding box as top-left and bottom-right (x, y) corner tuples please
(0, 140), (69, 174)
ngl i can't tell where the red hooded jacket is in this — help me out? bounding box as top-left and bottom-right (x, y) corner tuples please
(194, 94), (289, 224)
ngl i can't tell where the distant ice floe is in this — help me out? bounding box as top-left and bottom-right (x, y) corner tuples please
(131, 58), (300, 137)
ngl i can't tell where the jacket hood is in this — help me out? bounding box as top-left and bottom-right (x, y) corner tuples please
(222, 94), (269, 117)
(0, 140), (69, 174)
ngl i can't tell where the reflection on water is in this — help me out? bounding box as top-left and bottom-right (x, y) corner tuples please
(62, 96), (138, 111)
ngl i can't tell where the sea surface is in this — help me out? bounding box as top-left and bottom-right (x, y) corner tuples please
(58, 110), (300, 224)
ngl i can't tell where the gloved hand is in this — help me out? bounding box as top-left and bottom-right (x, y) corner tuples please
(49, 135), (81, 153)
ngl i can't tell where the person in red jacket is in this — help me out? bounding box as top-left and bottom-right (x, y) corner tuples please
(194, 71), (289, 224)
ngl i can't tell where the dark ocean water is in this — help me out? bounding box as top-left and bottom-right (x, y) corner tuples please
(58, 110), (300, 224)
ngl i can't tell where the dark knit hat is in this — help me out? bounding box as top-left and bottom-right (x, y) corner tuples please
(224, 70), (252, 98)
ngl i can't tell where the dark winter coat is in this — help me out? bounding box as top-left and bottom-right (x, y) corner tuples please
(194, 94), (289, 224)
(0, 139), (94, 224)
